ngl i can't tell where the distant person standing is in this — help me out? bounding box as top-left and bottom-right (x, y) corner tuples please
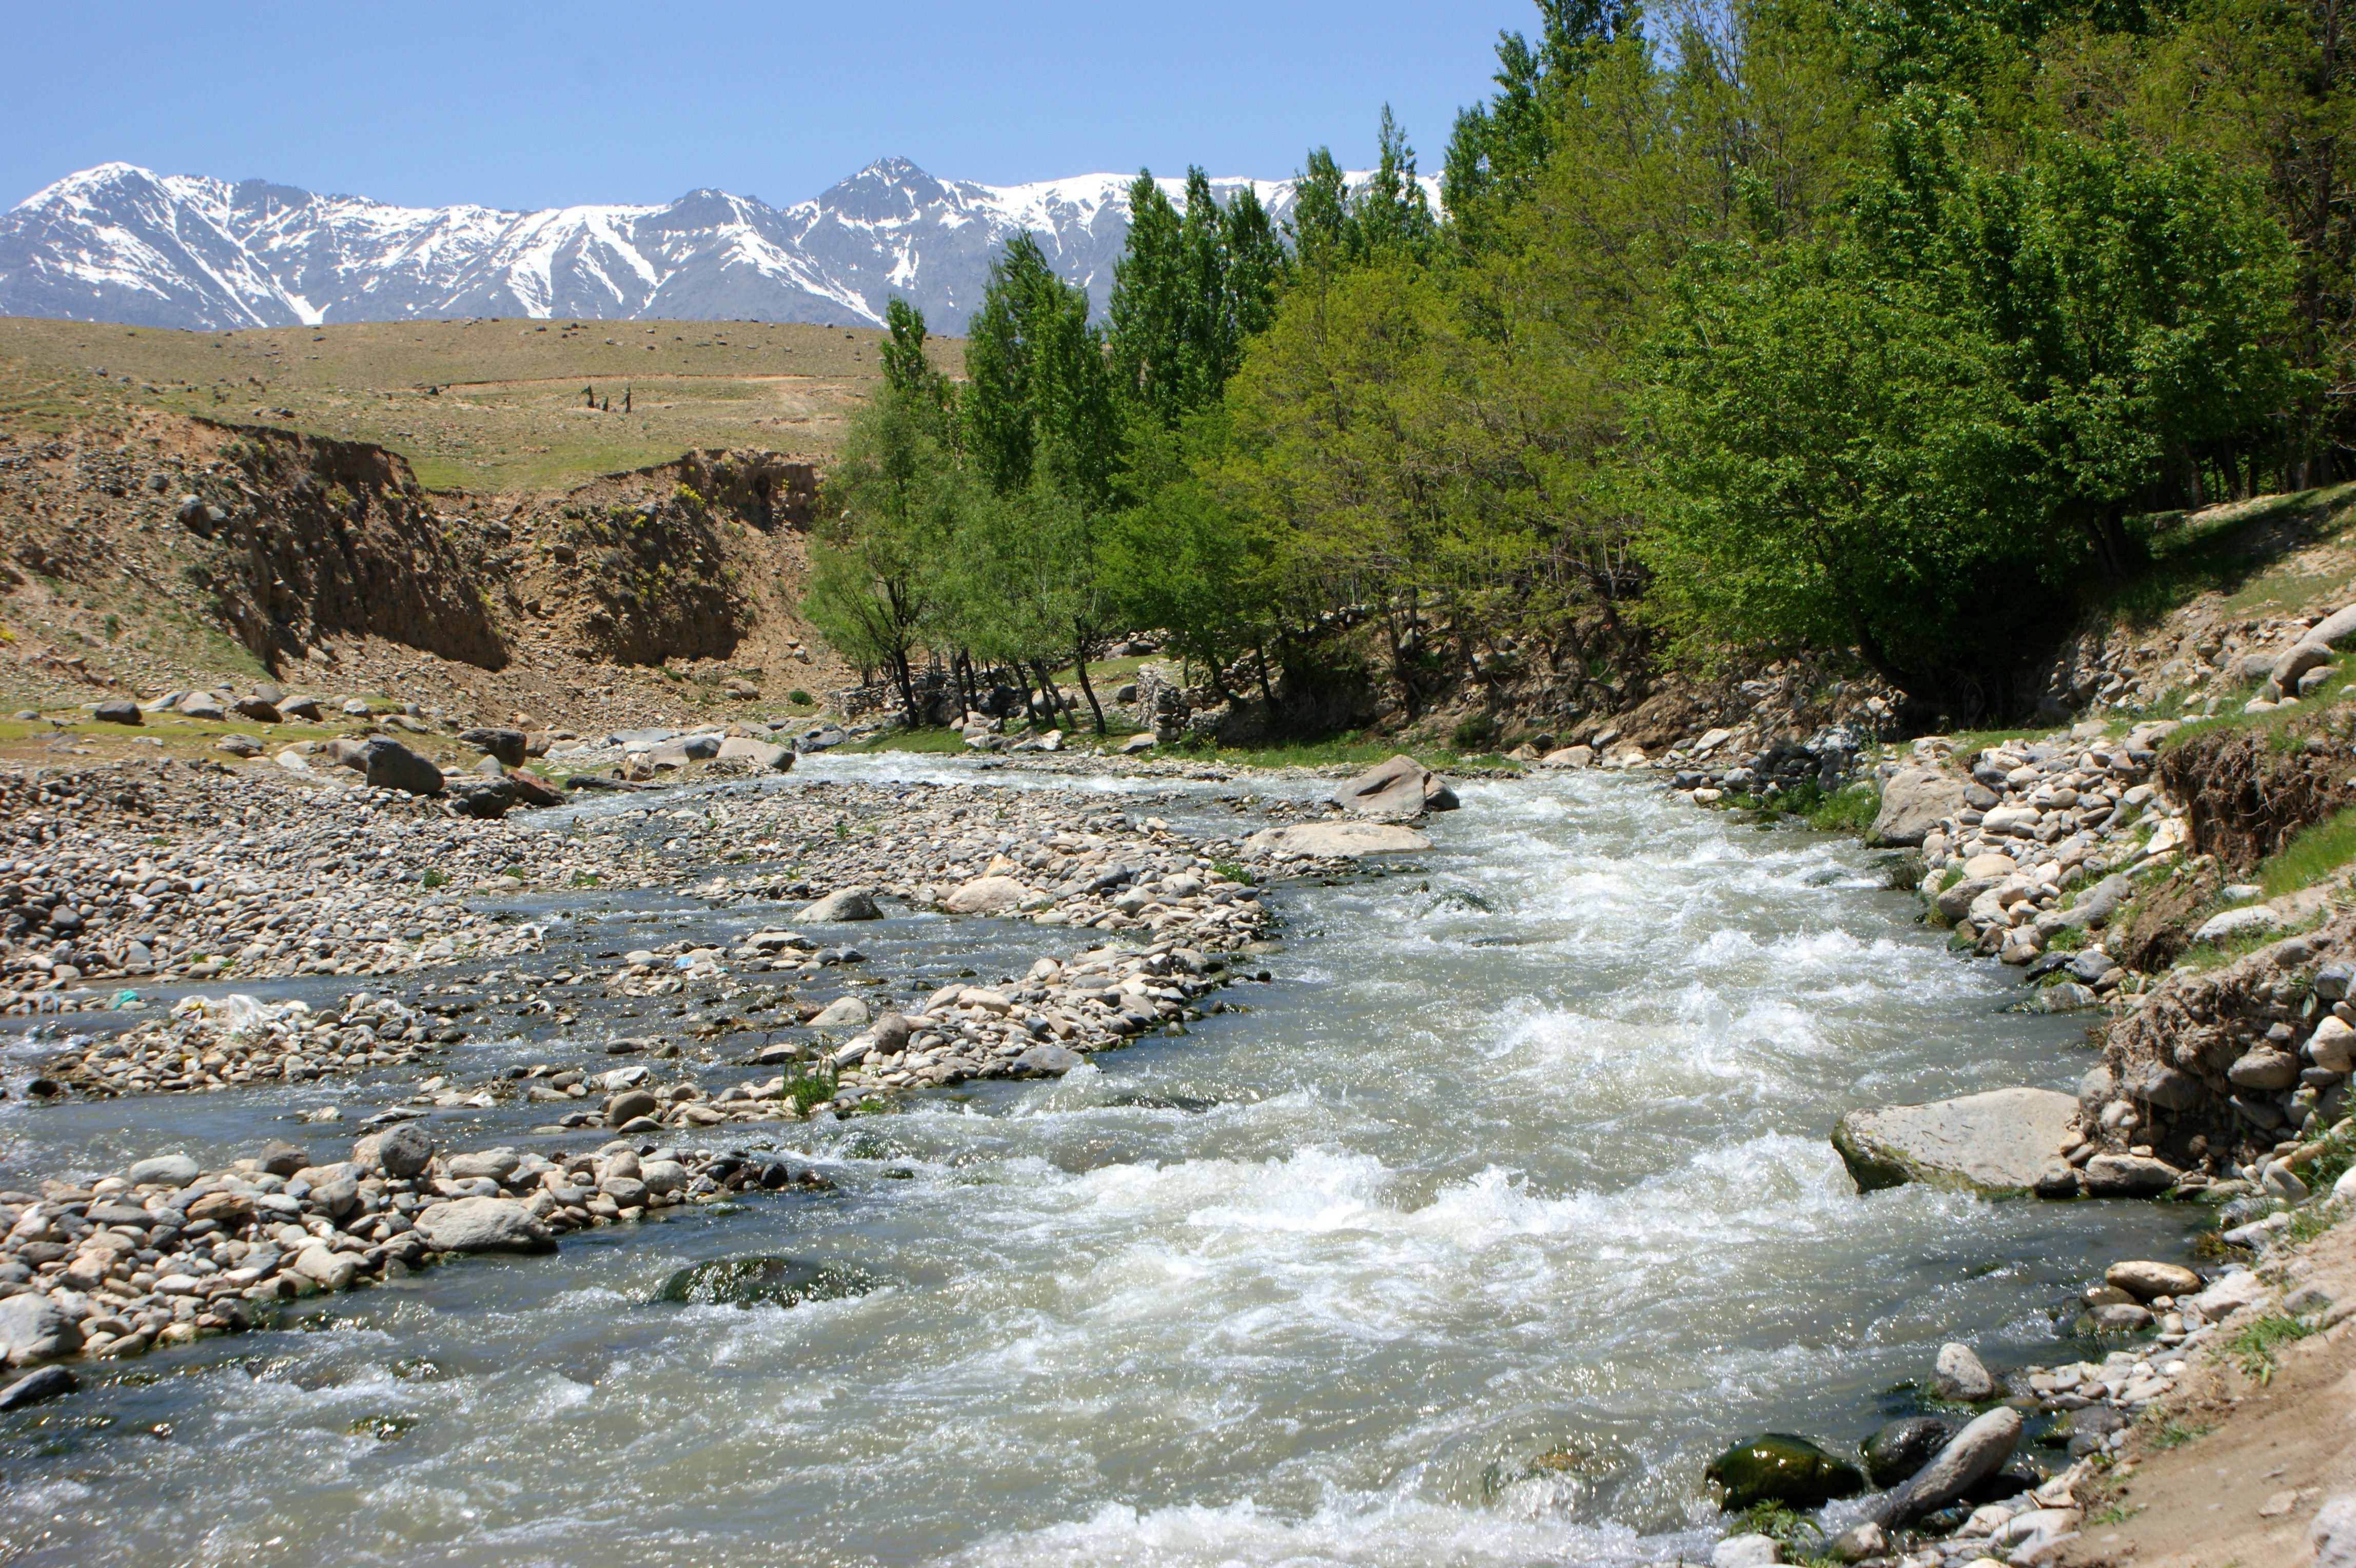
(624, 387), (632, 413)
(583, 385), (595, 407)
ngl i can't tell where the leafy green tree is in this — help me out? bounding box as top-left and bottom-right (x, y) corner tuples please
(879, 296), (952, 421)
(1110, 169), (1292, 425)
(1442, 0), (1633, 254)
(963, 233), (1117, 502)
(1105, 408), (1287, 702)
(800, 384), (967, 721)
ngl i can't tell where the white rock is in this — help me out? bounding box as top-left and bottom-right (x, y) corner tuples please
(1242, 822), (1432, 857)
(809, 996), (871, 1029)
(1935, 1341), (1995, 1401)
(2194, 905), (2286, 943)
(1711, 1535), (1781, 1568)
(411, 1197), (555, 1253)
(2192, 1268), (2266, 1319)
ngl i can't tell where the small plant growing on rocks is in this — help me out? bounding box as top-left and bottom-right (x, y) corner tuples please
(2227, 1311), (2316, 1383)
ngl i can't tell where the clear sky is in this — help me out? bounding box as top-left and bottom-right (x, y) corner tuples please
(5, 1), (1542, 211)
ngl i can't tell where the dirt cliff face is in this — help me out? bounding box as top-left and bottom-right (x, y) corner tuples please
(0, 411), (849, 728)
(2162, 719), (2356, 873)
(188, 422), (508, 671)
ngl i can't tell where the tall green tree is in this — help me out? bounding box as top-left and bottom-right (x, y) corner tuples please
(801, 383), (969, 721)
(1442, 0), (1634, 254)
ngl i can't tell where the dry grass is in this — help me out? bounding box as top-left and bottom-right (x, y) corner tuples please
(0, 315), (960, 491)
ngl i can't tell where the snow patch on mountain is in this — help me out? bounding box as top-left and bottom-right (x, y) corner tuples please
(0, 158), (1438, 334)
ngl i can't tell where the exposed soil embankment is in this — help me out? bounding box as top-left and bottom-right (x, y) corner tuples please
(2163, 720), (2356, 873)
(0, 410), (848, 731)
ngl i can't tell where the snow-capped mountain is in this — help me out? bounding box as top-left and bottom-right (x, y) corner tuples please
(0, 157), (1401, 334)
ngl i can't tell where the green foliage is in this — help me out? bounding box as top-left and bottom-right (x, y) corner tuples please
(1211, 859), (1255, 885)
(1108, 169), (1285, 424)
(419, 869), (447, 889)
(779, 1065), (837, 1116)
(2256, 805), (2356, 897)
(786, 688), (814, 706)
(1804, 782), (1883, 833)
(1728, 1500), (1825, 1553)
(2227, 1311), (2317, 1383)
(1451, 711), (1502, 751)
(2148, 1417), (2213, 1451)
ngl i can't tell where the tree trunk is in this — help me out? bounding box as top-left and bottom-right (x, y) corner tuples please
(891, 646), (918, 727)
(1072, 638), (1108, 733)
(1251, 637), (1280, 715)
(1030, 659), (1069, 726)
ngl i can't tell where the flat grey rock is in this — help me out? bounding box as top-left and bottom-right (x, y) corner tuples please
(1872, 768), (1966, 847)
(412, 1197), (554, 1254)
(1245, 822), (1431, 857)
(1832, 1087), (2080, 1195)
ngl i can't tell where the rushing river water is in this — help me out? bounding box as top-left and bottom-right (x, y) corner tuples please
(0, 761), (2191, 1567)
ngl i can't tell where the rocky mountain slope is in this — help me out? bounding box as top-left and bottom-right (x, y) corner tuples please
(0, 158), (1387, 334)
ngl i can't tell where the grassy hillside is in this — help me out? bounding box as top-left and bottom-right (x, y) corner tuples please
(0, 315), (961, 491)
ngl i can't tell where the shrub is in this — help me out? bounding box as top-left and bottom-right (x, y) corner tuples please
(1450, 711), (1499, 751)
(787, 689), (814, 706)
(419, 869), (447, 888)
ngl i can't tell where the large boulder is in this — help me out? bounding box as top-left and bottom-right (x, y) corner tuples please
(1862, 1416), (1958, 1488)
(411, 1197), (555, 1254)
(1831, 1087), (2081, 1195)
(1871, 768), (1967, 847)
(460, 727), (528, 767)
(652, 1256), (878, 1309)
(801, 887), (882, 922)
(1704, 1433), (1866, 1511)
(1331, 754), (1458, 818)
(945, 876), (1030, 914)
(715, 736), (794, 771)
(0, 1295), (83, 1365)
(127, 1154), (199, 1188)
(372, 1122), (433, 1178)
(360, 737), (444, 796)
(1866, 1407), (2022, 1527)
(2081, 1151), (2183, 1198)
(1244, 822), (1432, 858)
(2273, 604), (2356, 694)
(92, 698), (142, 726)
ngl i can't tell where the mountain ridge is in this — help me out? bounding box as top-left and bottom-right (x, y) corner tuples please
(0, 158), (1409, 335)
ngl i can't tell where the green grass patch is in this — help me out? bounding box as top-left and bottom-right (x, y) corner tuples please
(2147, 1417), (2213, 1450)
(1050, 653), (1154, 689)
(1211, 859), (1254, 886)
(418, 869), (447, 889)
(1726, 1502), (1824, 1555)
(2256, 805), (2356, 897)
(2226, 1311), (2318, 1384)
(2110, 483), (2356, 629)
(837, 726), (973, 754)
(779, 1066), (837, 1115)
(1803, 781), (1881, 833)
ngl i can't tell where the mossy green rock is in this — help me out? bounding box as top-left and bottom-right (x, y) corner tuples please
(1704, 1433), (1866, 1510)
(653, 1257), (879, 1310)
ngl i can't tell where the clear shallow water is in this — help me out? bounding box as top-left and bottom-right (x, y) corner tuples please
(0, 766), (2191, 1566)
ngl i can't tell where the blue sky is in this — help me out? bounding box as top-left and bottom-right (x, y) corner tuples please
(6, 1), (1541, 210)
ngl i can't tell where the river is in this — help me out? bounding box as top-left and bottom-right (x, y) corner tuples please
(0, 759), (2189, 1566)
